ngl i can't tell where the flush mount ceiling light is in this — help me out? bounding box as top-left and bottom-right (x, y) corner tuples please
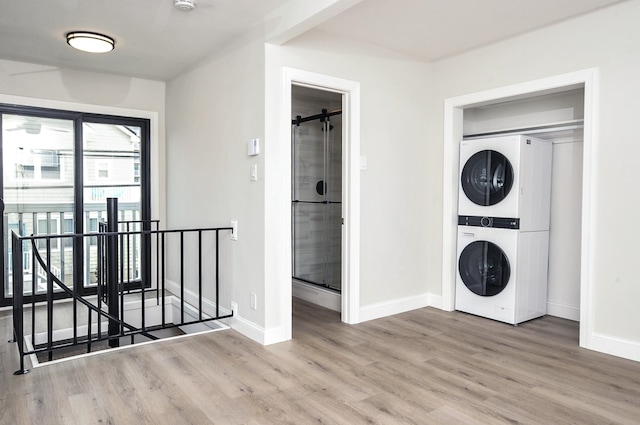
(66, 31), (115, 53)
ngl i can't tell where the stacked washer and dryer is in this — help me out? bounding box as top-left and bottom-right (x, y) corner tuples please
(455, 135), (553, 325)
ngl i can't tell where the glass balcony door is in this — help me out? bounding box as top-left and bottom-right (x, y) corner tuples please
(2, 114), (75, 300)
(1, 106), (150, 307)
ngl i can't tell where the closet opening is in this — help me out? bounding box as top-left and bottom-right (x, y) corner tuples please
(462, 88), (585, 324)
(442, 69), (597, 351)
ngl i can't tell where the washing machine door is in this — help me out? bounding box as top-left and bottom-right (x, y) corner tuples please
(459, 240), (511, 296)
(461, 150), (514, 206)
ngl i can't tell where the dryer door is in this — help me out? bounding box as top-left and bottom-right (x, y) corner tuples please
(461, 150), (514, 206)
(458, 240), (511, 296)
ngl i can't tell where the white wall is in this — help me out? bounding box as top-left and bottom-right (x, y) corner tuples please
(0, 58), (166, 227)
(165, 38), (267, 336)
(431, 0), (640, 352)
(265, 29), (433, 334)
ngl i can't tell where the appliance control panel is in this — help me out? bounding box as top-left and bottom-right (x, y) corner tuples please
(458, 215), (520, 229)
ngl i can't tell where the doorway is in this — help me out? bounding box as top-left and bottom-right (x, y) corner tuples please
(291, 86), (343, 310)
(283, 67), (361, 326)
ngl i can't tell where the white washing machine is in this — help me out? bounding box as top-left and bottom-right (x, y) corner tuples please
(455, 226), (549, 325)
(458, 135), (553, 232)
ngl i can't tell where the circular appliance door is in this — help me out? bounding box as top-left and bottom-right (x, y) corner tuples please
(459, 240), (511, 296)
(461, 150), (514, 206)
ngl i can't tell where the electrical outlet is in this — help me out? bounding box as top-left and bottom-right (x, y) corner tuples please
(250, 293), (257, 310)
(231, 301), (238, 315)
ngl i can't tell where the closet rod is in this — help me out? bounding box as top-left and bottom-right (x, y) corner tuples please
(464, 120), (584, 139)
(292, 109), (342, 126)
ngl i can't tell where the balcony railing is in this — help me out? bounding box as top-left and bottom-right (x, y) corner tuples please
(10, 198), (234, 374)
(3, 200), (142, 301)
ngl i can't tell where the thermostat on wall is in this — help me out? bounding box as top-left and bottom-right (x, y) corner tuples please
(248, 138), (260, 156)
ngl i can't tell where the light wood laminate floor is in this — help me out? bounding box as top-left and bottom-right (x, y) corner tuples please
(1, 298), (639, 424)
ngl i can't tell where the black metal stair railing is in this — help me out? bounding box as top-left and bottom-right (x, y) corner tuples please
(10, 200), (234, 375)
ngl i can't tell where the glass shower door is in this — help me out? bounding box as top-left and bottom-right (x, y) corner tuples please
(292, 115), (342, 291)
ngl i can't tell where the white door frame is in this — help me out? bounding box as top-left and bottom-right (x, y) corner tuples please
(283, 67), (361, 324)
(441, 69), (598, 350)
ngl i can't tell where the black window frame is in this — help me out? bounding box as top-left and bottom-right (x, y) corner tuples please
(0, 104), (152, 307)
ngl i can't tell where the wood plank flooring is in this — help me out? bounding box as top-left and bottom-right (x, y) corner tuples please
(1, 298), (639, 424)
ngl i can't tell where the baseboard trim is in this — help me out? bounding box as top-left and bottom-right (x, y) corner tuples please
(591, 332), (640, 363)
(166, 279), (268, 345)
(427, 293), (444, 310)
(359, 294), (430, 323)
(547, 301), (580, 321)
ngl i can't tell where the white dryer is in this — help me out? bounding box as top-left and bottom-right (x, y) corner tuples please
(458, 135), (553, 232)
(455, 225), (549, 325)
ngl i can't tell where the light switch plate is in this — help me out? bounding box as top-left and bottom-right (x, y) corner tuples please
(248, 138), (260, 156)
(230, 220), (238, 240)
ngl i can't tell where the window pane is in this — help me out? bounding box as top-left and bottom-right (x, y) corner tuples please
(2, 114), (74, 298)
(83, 122), (141, 287)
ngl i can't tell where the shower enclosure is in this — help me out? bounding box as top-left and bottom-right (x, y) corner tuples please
(292, 109), (342, 292)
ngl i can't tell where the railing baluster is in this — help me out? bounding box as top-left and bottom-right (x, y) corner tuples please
(31, 227), (36, 349)
(46, 238), (53, 362)
(198, 230), (202, 321)
(12, 232), (29, 375)
(156, 221), (160, 307)
(119, 231), (125, 337)
(139, 222), (145, 332)
(87, 308), (92, 353)
(216, 229), (220, 319)
(30, 236), (35, 357)
(106, 199), (120, 348)
(180, 232), (184, 325)
(161, 231), (166, 327)
(72, 232), (78, 347)
(126, 222), (131, 286)
(97, 231), (103, 339)
(119, 230), (125, 334)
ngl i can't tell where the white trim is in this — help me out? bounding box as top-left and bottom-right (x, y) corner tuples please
(292, 280), (341, 312)
(165, 279), (230, 319)
(546, 301), (580, 322)
(224, 311), (268, 345)
(591, 333), (640, 363)
(441, 69), (598, 350)
(426, 293), (444, 310)
(283, 67), (361, 325)
(359, 294), (429, 323)
(165, 278), (269, 344)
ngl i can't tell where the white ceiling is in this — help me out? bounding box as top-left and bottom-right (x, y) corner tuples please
(0, 0), (627, 82)
(316, 0), (627, 61)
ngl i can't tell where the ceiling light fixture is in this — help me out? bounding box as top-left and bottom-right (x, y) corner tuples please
(66, 31), (115, 53)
